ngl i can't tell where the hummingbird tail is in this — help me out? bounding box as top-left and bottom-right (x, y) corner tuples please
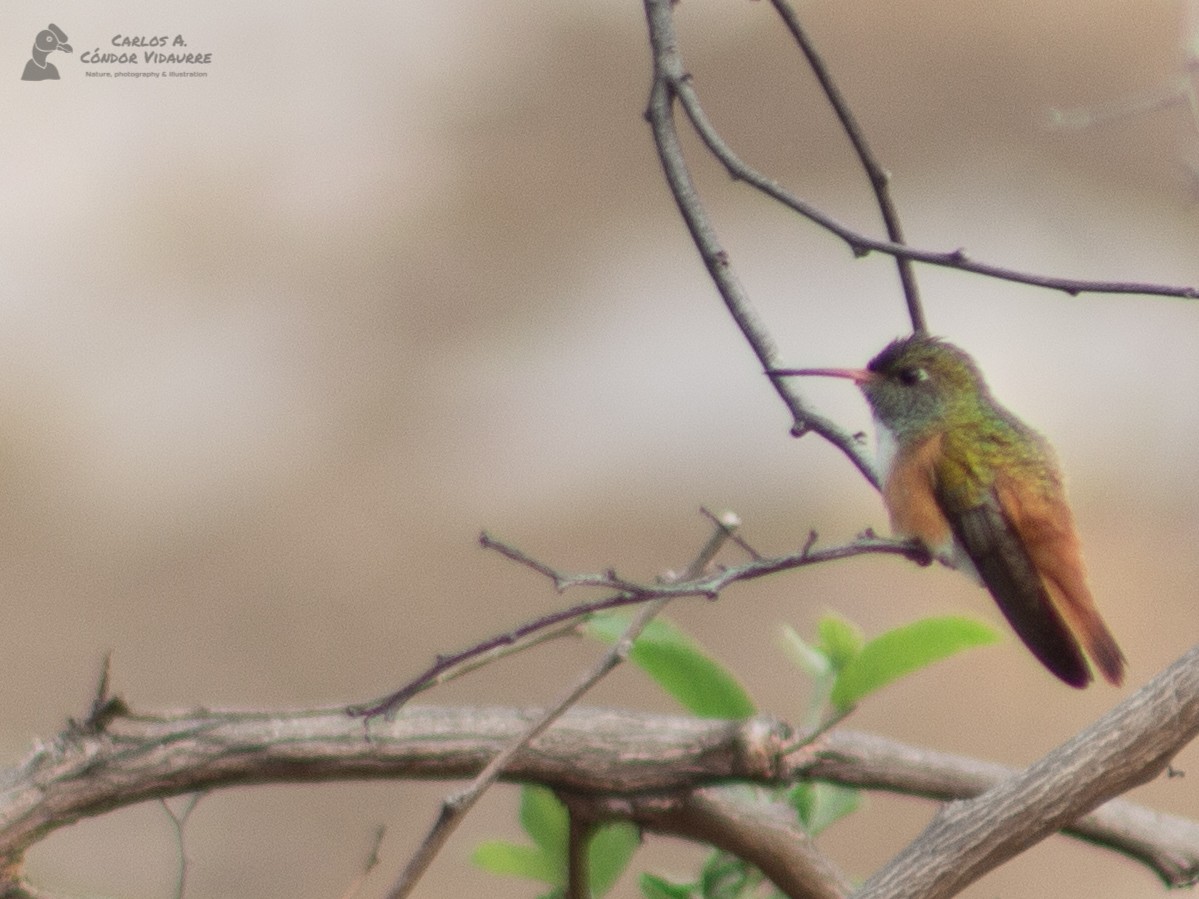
(950, 502), (1094, 687)
(1088, 628), (1126, 686)
(989, 478), (1127, 687)
(1048, 587), (1126, 686)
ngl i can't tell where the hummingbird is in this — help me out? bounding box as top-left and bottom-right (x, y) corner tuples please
(773, 334), (1125, 688)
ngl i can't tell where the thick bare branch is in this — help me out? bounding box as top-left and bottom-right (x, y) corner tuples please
(811, 729), (1199, 888)
(0, 671), (1193, 892)
(578, 785), (853, 899)
(853, 643), (1199, 897)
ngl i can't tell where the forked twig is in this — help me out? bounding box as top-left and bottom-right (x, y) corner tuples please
(767, 0), (925, 333)
(380, 513), (741, 898)
(642, 0), (880, 488)
(643, 0), (1199, 347)
(348, 528), (928, 720)
(161, 792), (204, 899)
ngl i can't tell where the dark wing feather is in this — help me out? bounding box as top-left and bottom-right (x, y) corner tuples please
(948, 498), (1092, 688)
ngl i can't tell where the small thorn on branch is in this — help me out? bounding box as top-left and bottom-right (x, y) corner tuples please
(73, 652), (129, 735)
(800, 530), (818, 558)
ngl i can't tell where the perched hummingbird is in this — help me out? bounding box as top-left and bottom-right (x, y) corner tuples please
(773, 334), (1125, 688)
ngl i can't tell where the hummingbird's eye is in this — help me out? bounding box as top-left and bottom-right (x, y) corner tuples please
(897, 366), (927, 386)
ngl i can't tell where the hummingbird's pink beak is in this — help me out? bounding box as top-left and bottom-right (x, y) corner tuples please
(770, 367), (876, 385)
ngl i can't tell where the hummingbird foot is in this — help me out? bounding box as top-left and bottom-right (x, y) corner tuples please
(905, 538), (933, 567)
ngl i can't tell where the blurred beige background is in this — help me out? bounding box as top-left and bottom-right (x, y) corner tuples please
(1, 0), (1196, 896)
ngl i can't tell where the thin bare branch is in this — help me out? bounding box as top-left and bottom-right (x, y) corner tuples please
(379, 516), (739, 898)
(1047, 76), (1194, 131)
(478, 530), (570, 587)
(766, 0), (926, 334)
(641, 0), (880, 485)
(566, 807), (591, 899)
(161, 793), (203, 899)
(643, 0), (1199, 303)
(348, 531), (928, 720)
(701, 505), (762, 560)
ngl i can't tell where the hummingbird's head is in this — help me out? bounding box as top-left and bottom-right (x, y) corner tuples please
(771, 334), (991, 441)
(860, 335), (989, 438)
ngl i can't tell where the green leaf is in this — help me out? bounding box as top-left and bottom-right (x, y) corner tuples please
(471, 841), (562, 885)
(520, 784), (569, 860)
(640, 873), (696, 898)
(789, 782), (861, 836)
(830, 615), (999, 710)
(585, 613), (755, 719)
(589, 822), (640, 896)
(789, 783), (815, 828)
(699, 851), (755, 899)
(779, 624), (832, 678)
(476, 790), (639, 895)
(817, 613), (864, 670)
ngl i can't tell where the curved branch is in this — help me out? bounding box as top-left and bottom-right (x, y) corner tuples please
(0, 651), (1194, 893)
(766, 0), (926, 333)
(644, 0), (1199, 302)
(349, 531), (927, 719)
(812, 730), (1199, 889)
(577, 786), (853, 899)
(378, 517), (739, 897)
(853, 643), (1199, 897)
(641, 0), (879, 485)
